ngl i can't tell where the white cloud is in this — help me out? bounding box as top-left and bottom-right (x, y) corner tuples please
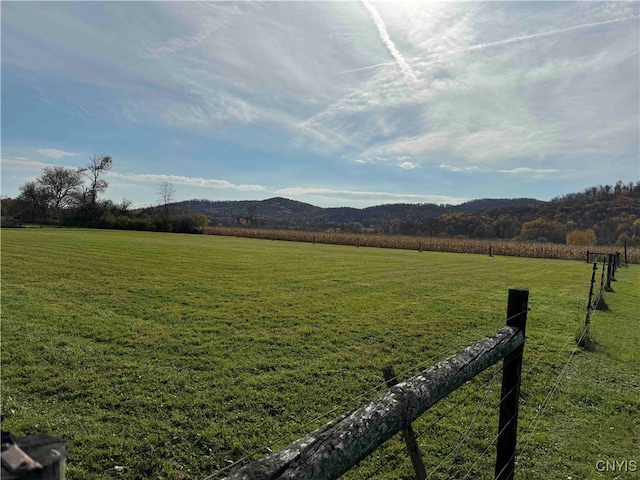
(2, 1), (638, 197)
(498, 167), (560, 175)
(150, 28), (212, 57)
(275, 186), (467, 205)
(1, 157), (51, 173)
(368, 132), (451, 157)
(439, 164), (480, 173)
(36, 148), (76, 159)
(108, 172), (267, 192)
(399, 161), (418, 170)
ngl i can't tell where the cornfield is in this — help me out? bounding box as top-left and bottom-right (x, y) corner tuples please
(205, 227), (640, 264)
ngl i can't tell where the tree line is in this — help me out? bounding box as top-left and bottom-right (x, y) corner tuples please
(385, 181), (640, 246)
(175, 183), (640, 247)
(1, 155), (210, 233)
(2, 158), (638, 247)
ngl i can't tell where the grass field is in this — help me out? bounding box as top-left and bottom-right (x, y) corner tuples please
(1, 229), (638, 479)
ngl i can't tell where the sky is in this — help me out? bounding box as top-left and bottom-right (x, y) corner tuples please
(1, 1), (639, 208)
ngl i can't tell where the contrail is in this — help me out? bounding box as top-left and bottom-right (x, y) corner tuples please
(331, 61), (396, 76)
(333, 14), (639, 76)
(360, 0), (418, 82)
(449, 14), (640, 56)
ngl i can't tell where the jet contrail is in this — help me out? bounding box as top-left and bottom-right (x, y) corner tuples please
(360, 0), (418, 82)
(331, 61), (396, 76)
(333, 14), (639, 76)
(450, 14), (640, 56)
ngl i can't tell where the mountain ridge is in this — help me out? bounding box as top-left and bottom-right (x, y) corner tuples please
(165, 181), (640, 244)
(169, 196), (545, 228)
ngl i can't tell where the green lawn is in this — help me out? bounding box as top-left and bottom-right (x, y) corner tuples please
(1, 229), (638, 479)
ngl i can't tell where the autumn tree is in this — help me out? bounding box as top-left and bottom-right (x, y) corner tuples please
(193, 213), (211, 233)
(520, 218), (566, 243)
(493, 214), (521, 239)
(566, 229), (597, 245)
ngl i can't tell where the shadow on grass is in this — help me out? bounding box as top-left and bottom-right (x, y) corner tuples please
(595, 297), (611, 312)
(577, 335), (601, 352)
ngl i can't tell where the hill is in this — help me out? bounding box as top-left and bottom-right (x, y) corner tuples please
(172, 197), (544, 230)
(7, 180), (636, 245)
(172, 181), (640, 245)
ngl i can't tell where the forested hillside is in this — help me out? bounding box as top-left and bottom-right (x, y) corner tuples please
(173, 181), (640, 245)
(3, 179), (639, 246)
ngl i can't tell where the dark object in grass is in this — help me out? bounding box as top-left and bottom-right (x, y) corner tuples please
(1, 433), (66, 480)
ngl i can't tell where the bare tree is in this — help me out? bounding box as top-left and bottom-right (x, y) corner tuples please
(157, 181), (176, 218)
(80, 154), (113, 206)
(38, 166), (83, 222)
(118, 198), (132, 215)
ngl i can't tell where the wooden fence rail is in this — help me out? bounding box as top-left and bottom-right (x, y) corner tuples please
(222, 289), (529, 480)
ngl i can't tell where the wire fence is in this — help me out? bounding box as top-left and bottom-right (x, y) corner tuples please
(203, 339), (477, 479)
(205, 257), (619, 480)
(359, 365), (501, 480)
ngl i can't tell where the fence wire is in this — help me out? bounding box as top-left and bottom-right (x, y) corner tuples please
(203, 306), (529, 480)
(460, 411), (520, 480)
(517, 323), (590, 463)
(201, 339), (479, 480)
(426, 363), (502, 478)
(350, 284), (595, 480)
(203, 262), (610, 480)
(362, 367), (498, 480)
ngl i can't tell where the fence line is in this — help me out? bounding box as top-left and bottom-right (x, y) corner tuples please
(517, 256), (616, 471)
(207, 311), (521, 478)
(202, 338), (481, 479)
(208, 226), (640, 263)
(363, 377), (492, 480)
(427, 364), (502, 478)
(220, 291), (529, 480)
(583, 253), (617, 341)
(517, 323), (589, 462)
(212, 258), (624, 479)
(460, 411), (520, 480)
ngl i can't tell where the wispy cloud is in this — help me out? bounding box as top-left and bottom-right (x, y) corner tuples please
(331, 61), (396, 76)
(498, 167), (560, 175)
(1, 157), (51, 173)
(438, 164), (561, 177)
(108, 172), (267, 192)
(36, 148), (77, 159)
(150, 28), (212, 57)
(399, 161), (418, 170)
(439, 164), (480, 173)
(275, 186), (467, 205)
(336, 14), (640, 76)
(2, 2), (638, 206)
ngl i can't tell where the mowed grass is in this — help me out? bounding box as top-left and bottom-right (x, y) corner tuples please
(1, 229), (638, 479)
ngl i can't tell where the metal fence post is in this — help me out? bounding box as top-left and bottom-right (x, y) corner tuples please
(605, 254), (614, 291)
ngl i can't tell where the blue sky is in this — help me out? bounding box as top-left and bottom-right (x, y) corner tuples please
(2, 1), (639, 208)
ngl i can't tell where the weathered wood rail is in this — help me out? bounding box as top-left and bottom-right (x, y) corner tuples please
(222, 289), (529, 480)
